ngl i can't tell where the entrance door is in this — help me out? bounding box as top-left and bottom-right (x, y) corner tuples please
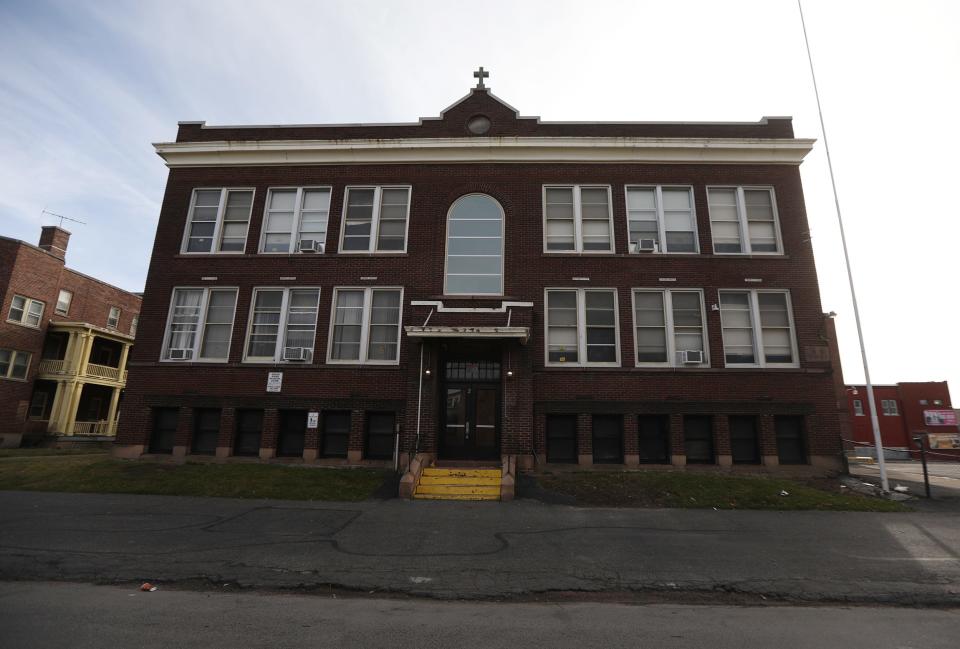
(443, 383), (499, 460)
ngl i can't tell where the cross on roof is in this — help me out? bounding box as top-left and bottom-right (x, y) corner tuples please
(473, 66), (489, 89)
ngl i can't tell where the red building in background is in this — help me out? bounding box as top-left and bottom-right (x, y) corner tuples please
(845, 382), (958, 456)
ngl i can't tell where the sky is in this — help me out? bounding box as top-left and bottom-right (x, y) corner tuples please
(1, 0), (958, 391)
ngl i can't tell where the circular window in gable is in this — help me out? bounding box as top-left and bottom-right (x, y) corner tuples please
(466, 114), (491, 135)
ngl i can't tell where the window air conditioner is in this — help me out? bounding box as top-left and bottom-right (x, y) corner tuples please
(169, 348), (193, 360)
(633, 239), (657, 253)
(283, 347), (311, 361)
(681, 350), (704, 364)
(298, 239), (322, 253)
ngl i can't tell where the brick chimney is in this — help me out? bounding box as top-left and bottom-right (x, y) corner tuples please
(39, 226), (70, 260)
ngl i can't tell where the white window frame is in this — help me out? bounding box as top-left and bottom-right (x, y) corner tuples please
(630, 289), (709, 367)
(55, 289), (73, 316)
(707, 186), (783, 255)
(107, 306), (120, 329)
(881, 399), (900, 416)
(0, 349), (32, 381)
(443, 193), (505, 297)
(326, 286), (404, 366)
(542, 185), (615, 254)
(242, 287), (322, 364)
(130, 316), (139, 337)
(337, 186), (412, 254)
(543, 288), (621, 367)
(160, 287), (239, 363)
(180, 187), (255, 255)
(853, 399), (864, 416)
(258, 186), (333, 254)
(718, 289), (799, 368)
(624, 185), (699, 254)
(7, 294), (45, 328)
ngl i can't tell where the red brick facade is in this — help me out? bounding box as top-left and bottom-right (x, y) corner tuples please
(0, 231), (142, 444)
(846, 381), (958, 456)
(116, 88), (846, 472)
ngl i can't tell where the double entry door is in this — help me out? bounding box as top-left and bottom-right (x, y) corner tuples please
(442, 383), (499, 460)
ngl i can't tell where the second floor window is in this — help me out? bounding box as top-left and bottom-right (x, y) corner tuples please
(719, 290), (797, 367)
(107, 307), (120, 329)
(445, 194), (503, 295)
(707, 187), (781, 254)
(261, 187), (331, 253)
(543, 185), (614, 253)
(626, 186), (698, 253)
(882, 399), (899, 416)
(328, 287), (403, 364)
(633, 289), (708, 366)
(244, 288), (321, 363)
(7, 295), (44, 328)
(162, 288), (238, 362)
(182, 188), (254, 254)
(853, 399), (864, 415)
(339, 186), (411, 253)
(55, 290), (72, 315)
(545, 288), (619, 366)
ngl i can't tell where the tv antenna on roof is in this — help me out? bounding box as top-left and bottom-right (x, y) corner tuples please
(41, 209), (86, 229)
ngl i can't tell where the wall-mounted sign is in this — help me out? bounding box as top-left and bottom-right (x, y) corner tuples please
(923, 409), (958, 427)
(307, 411), (319, 429)
(928, 433), (960, 450)
(266, 371), (283, 393)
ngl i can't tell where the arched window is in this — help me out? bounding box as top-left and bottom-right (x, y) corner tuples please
(444, 194), (503, 295)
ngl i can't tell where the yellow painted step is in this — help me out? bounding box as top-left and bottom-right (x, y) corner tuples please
(418, 474), (501, 486)
(421, 468), (501, 479)
(415, 484), (500, 497)
(414, 492), (499, 501)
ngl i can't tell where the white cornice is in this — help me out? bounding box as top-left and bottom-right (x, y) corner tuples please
(154, 136), (815, 167)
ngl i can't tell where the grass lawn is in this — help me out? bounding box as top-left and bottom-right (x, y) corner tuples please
(0, 454), (392, 502)
(537, 471), (908, 512)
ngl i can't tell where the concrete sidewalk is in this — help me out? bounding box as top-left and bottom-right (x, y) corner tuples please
(0, 491), (958, 604)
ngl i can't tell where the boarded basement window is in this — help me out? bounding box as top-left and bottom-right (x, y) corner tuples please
(775, 416), (807, 465)
(638, 414), (670, 463)
(730, 415), (760, 464)
(321, 411), (350, 458)
(684, 415), (714, 464)
(149, 407), (178, 454)
(191, 408), (220, 455)
(277, 410), (306, 457)
(592, 415), (623, 464)
(546, 414), (577, 463)
(234, 410), (263, 457)
(365, 412), (395, 460)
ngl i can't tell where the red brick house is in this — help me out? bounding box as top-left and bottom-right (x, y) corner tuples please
(115, 76), (848, 497)
(846, 381), (958, 456)
(0, 227), (142, 447)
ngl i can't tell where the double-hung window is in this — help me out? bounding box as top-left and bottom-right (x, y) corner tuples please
(545, 289), (619, 366)
(182, 188), (254, 253)
(7, 295), (44, 328)
(0, 349), (31, 380)
(107, 307), (120, 329)
(632, 289), (708, 366)
(718, 290), (798, 367)
(881, 399), (899, 416)
(852, 399), (864, 416)
(161, 287), (239, 362)
(625, 186), (698, 253)
(244, 288), (321, 363)
(328, 287), (403, 364)
(543, 185), (614, 253)
(707, 186), (781, 254)
(55, 290), (72, 316)
(339, 186), (411, 252)
(260, 187), (332, 253)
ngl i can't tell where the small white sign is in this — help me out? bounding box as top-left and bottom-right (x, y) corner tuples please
(307, 411), (319, 429)
(266, 371), (283, 393)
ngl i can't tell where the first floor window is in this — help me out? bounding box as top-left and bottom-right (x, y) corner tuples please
(638, 414), (671, 463)
(626, 186), (698, 253)
(545, 414), (578, 463)
(245, 288), (321, 362)
(881, 399), (899, 416)
(775, 416), (807, 464)
(182, 188), (254, 253)
(592, 415), (624, 464)
(162, 287), (239, 362)
(339, 186), (411, 252)
(0, 349), (31, 380)
(719, 290), (797, 367)
(328, 287), (403, 363)
(545, 289), (619, 365)
(853, 399), (864, 416)
(684, 415), (714, 464)
(633, 289), (707, 366)
(55, 289), (72, 315)
(261, 187), (332, 253)
(365, 412), (395, 460)
(107, 306), (120, 329)
(708, 186), (781, 254)
(321, 411), (350, 458)
(729, 415), (760, 464)
(543, 185), (614, 253)
(7, 294), (44, 327)
(234, 410), (263, 457)
(191, 408), (220, 455)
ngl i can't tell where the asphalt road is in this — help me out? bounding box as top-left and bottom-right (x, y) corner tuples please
(1, 491), (958, 604)
(0, 582), (957, 649)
